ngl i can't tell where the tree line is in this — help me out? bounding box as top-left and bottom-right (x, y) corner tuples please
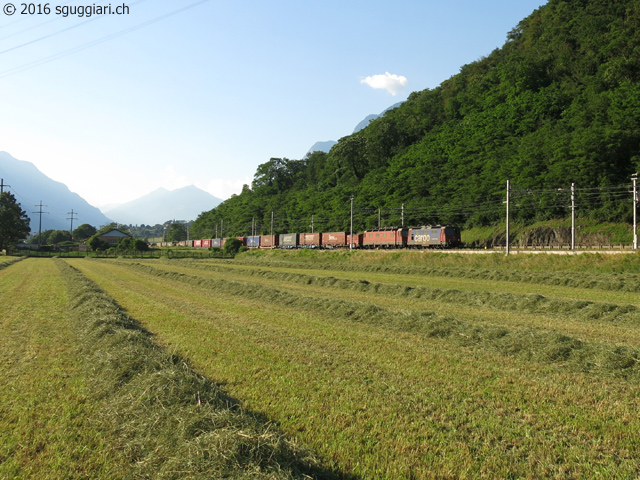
(191, 0), (640, 239)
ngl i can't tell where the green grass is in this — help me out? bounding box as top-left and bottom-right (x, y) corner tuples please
(66, 255), (640, 479)
(0, 259), (331, 479)
(0, 259), (114, 479)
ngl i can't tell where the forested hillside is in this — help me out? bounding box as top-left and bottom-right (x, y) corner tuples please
(192, 0), (640, 239)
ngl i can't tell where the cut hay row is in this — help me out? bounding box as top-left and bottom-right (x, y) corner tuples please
(136, 259), (638, 323)
(54, 259), (330, 479)
(232, 257), (640, 292)
(99, 259), (640, 380)
(68, 257), (640, 478)
(0, 255), (24, 270)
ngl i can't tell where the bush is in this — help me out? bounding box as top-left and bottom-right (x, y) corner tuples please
(117, 237), (150, 252)
(223, 238), (243, 255)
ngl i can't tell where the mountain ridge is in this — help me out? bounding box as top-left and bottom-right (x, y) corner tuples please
(103, 185), (222, 225)
(0, 151), (112, 232)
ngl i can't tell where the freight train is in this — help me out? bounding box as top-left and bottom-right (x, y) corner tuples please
(160, 225), (462, 249)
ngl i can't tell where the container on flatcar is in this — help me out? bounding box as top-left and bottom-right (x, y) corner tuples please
(348, 233), (363, 248)
(299, 232), (321, 248)
(202, 239), (212, 248)
(321, 232), (347, 248)
(193, 239), (203, 248)
(211, 238), (221, 248)
(279, 233), (299, 249)
(184, 240), (193, 248)
(220, 238), (226, 249)
(260, 235), (279, 248)
(236, 237), (247, 246)
(247, 236), (260, 248)
(362, 227), (408, 248)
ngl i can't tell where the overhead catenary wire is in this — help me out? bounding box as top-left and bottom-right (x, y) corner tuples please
(0, 0), (211, 79)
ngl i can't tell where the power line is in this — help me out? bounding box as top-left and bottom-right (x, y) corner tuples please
(0, 0), (211, 79)
(32, 201), (48, 247)
(67, 209), (78, 234)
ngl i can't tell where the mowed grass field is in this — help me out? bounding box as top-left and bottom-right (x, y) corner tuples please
(3, 251), (640, 479)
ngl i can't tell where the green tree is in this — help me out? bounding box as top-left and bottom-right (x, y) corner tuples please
(0, 192), (31, 251)
(47, 230), (72, 244)
(88, 234), (109, 252)
(73, 223), (97, 240)
(116, 237), (149, 251)
(30, 229), (54, 245)
(165, 222), (187, 242)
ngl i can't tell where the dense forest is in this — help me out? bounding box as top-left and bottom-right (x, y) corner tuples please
(191, 0), (640, 239)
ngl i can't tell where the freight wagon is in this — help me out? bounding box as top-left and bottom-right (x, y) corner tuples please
(299, 232), (321, 248)
(247, 236), (260, 248)
(321, 232), (347, 248)
(349, 233), (363, 248)
(260, 235), (279, 248)
(279, 233), (298, 249)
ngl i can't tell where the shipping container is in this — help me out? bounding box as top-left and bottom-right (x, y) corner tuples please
(247, 236), (260, 248)
(202, 239), (212, 248)
(260, 235), (279, 248)
(279, 233), (298, 248)
(211, 238), (221, 248)
(348, 233), (363, 248)
(299, 232), (321, 248)
(322, 232), (347, 248)
(193, 239), (202, 248)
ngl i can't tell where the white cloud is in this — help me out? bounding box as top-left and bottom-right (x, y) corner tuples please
(360, 72), (408, 95)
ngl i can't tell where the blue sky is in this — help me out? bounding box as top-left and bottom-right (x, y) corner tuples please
(0, 0), (547, 208)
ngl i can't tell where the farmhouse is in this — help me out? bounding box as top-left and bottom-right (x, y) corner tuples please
(97, 229), (132, 246)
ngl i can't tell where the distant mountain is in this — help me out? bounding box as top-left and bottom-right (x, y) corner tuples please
(307, 140), (337, 155)
(0, 151), (112, 233)
(103, 185), (222, 225)
(307, 102), (404, 154)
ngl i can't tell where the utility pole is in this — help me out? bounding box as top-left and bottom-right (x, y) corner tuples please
(505, 180), (510, 256)
(401, 203), (404, 227)
(33, 201), (48, 247)
(67, 209), (78, 235)
(571, 183), (576, 250)
(270, 211), (274, 249)
(0, 178), (9, 193)
(378, 208), (381, 228)
(350, 196), (354, 251)
(221, 219), (223, 238)
(633, 174), (638, 250)
(311, 214), (314, 234)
